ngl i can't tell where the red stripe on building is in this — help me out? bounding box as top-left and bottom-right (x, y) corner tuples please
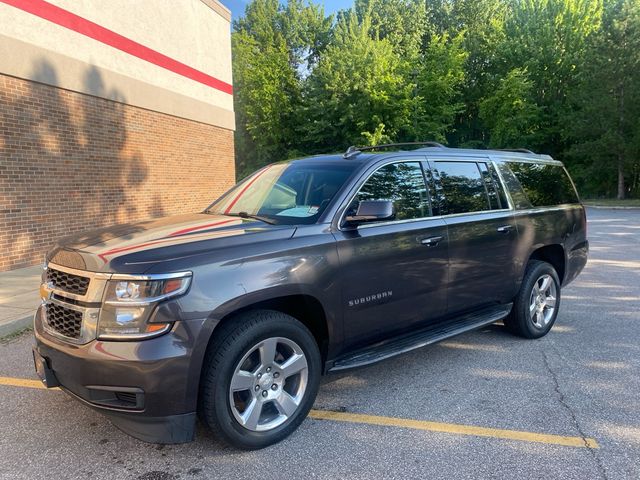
(1, 0), (233, 95)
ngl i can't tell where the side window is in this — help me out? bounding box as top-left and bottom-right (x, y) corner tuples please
(477, 162), (505, 210)
(434, 162), (490, 214)
(495, 162), (532, 209)
(507, 162), (580, 207)
(352, 162), (430, 221)
(488, 163), (510, 209)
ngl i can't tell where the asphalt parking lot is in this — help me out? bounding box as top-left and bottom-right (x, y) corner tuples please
(0, 207), (638, 480)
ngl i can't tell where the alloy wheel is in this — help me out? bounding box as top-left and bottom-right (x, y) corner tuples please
(529, 274), (557, 329)
(229, 337), (308, 432)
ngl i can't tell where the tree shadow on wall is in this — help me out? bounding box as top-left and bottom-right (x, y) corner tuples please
(0, 60), (168, 268)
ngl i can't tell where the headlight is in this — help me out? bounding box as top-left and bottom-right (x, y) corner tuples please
(97, 273), (191, 340)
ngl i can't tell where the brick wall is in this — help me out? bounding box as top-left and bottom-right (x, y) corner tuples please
(0, 74), (235, 272)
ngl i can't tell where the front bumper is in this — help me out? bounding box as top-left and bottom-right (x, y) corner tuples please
(33, 305), (207, 443)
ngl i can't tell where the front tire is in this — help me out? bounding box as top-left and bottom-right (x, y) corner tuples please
(504, 260), (561, 339)
(199, 310), (321, 449)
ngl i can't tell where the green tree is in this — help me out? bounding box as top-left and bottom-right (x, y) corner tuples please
(411, 32), (467, 142)
(501, 0), (603, 153)
(354, 0), (427, 58)
(302, 11), (412, 150)
(230, 0), (640, 199)
(232, 0), (331, 177)
(427, 0), (508, 147)
(479, 68), (542, 148)
(566, 0), (640, 199)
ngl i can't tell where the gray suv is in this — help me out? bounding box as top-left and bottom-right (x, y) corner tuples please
(33, 143), (588, 449)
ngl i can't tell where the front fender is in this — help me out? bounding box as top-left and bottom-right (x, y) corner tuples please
(166, 227), (342, 386)
(209, 283), (331, 322)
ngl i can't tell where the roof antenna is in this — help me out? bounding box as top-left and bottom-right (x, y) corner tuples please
(343, 146), (361, 159)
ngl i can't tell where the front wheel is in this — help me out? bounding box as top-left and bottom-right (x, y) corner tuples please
(199, 310), (321, 449)
(504, 260), (561, 339)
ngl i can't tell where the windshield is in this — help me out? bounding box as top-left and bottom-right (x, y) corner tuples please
(207, 161), (357, 225)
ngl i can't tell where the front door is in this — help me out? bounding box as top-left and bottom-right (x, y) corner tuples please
(428, 158), (519, 315)
(333, 160), (449, 350)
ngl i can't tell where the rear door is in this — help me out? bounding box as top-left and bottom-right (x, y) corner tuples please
(333, 159), (449, 350)
(428, 158), (519, 315)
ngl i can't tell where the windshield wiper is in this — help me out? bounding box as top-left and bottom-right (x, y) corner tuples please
(222, 211), (276, 225)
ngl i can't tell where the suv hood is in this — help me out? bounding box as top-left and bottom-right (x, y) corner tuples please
(47, 213), (297, 273)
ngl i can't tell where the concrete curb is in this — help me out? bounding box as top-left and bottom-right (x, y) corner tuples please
(584, 205), (640, 210)
(0, 314), (33, 339)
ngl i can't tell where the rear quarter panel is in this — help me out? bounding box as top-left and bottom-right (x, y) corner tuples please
(512, 205), (587, 286)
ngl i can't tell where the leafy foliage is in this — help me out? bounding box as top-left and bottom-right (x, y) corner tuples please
(302, 10), (411, 150)
(232, 0), (331, 177)
(232, 0), (640, 198)
(411, 32), (467, 142)
(565, 0), (640, 198)
(480, 68), (542, 148)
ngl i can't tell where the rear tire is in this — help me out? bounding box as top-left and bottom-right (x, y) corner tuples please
(199, 310), (321, 449)
(504, 260), (561, 339)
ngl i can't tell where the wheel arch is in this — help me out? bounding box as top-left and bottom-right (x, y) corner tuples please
(527, 244), (566, 284)
(215, 295), (329, 359)
(203, 287), (332, 366)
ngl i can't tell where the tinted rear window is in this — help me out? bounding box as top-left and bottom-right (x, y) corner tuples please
(495, 162), (532, 209)
(506, 162), (579, 207)
(478, 162), (509, 210)
(434, 161), (490, 214)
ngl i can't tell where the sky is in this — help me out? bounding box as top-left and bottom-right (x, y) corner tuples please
(223, 0), (354, 21)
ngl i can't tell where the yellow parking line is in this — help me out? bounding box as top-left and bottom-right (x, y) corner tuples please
(0, 376), (55, 390)
(0, 376), (598, 448)
(309, 410), (599, 449)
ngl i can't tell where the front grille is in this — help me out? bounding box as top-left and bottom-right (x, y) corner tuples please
(45, 303), (83, 339)
(46, 268), (90, 296)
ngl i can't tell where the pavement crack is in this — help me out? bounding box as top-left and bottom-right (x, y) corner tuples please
(542, 350), (608, 480)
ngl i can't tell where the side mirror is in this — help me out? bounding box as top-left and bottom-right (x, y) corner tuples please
(344, 200), (395, 226)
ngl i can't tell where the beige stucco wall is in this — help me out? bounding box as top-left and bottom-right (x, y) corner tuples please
(0, 0), (234, 130)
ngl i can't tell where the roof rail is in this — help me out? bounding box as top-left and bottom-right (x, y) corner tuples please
(497, 148), (534, 154)
(343, 142), (446, 159)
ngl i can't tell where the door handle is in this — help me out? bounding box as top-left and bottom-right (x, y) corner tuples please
(497, 225), (514, 234)
(420, 236), (443, 246)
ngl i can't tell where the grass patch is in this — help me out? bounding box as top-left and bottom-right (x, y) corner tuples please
(0, 326), (32, 343)
(583, 198), (640, 207)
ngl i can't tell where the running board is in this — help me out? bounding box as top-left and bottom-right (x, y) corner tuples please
(329, 304), (512, 372)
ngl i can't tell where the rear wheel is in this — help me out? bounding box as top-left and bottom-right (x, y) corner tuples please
(199, 310), (321, 449)
(504, 260), (561, 339)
